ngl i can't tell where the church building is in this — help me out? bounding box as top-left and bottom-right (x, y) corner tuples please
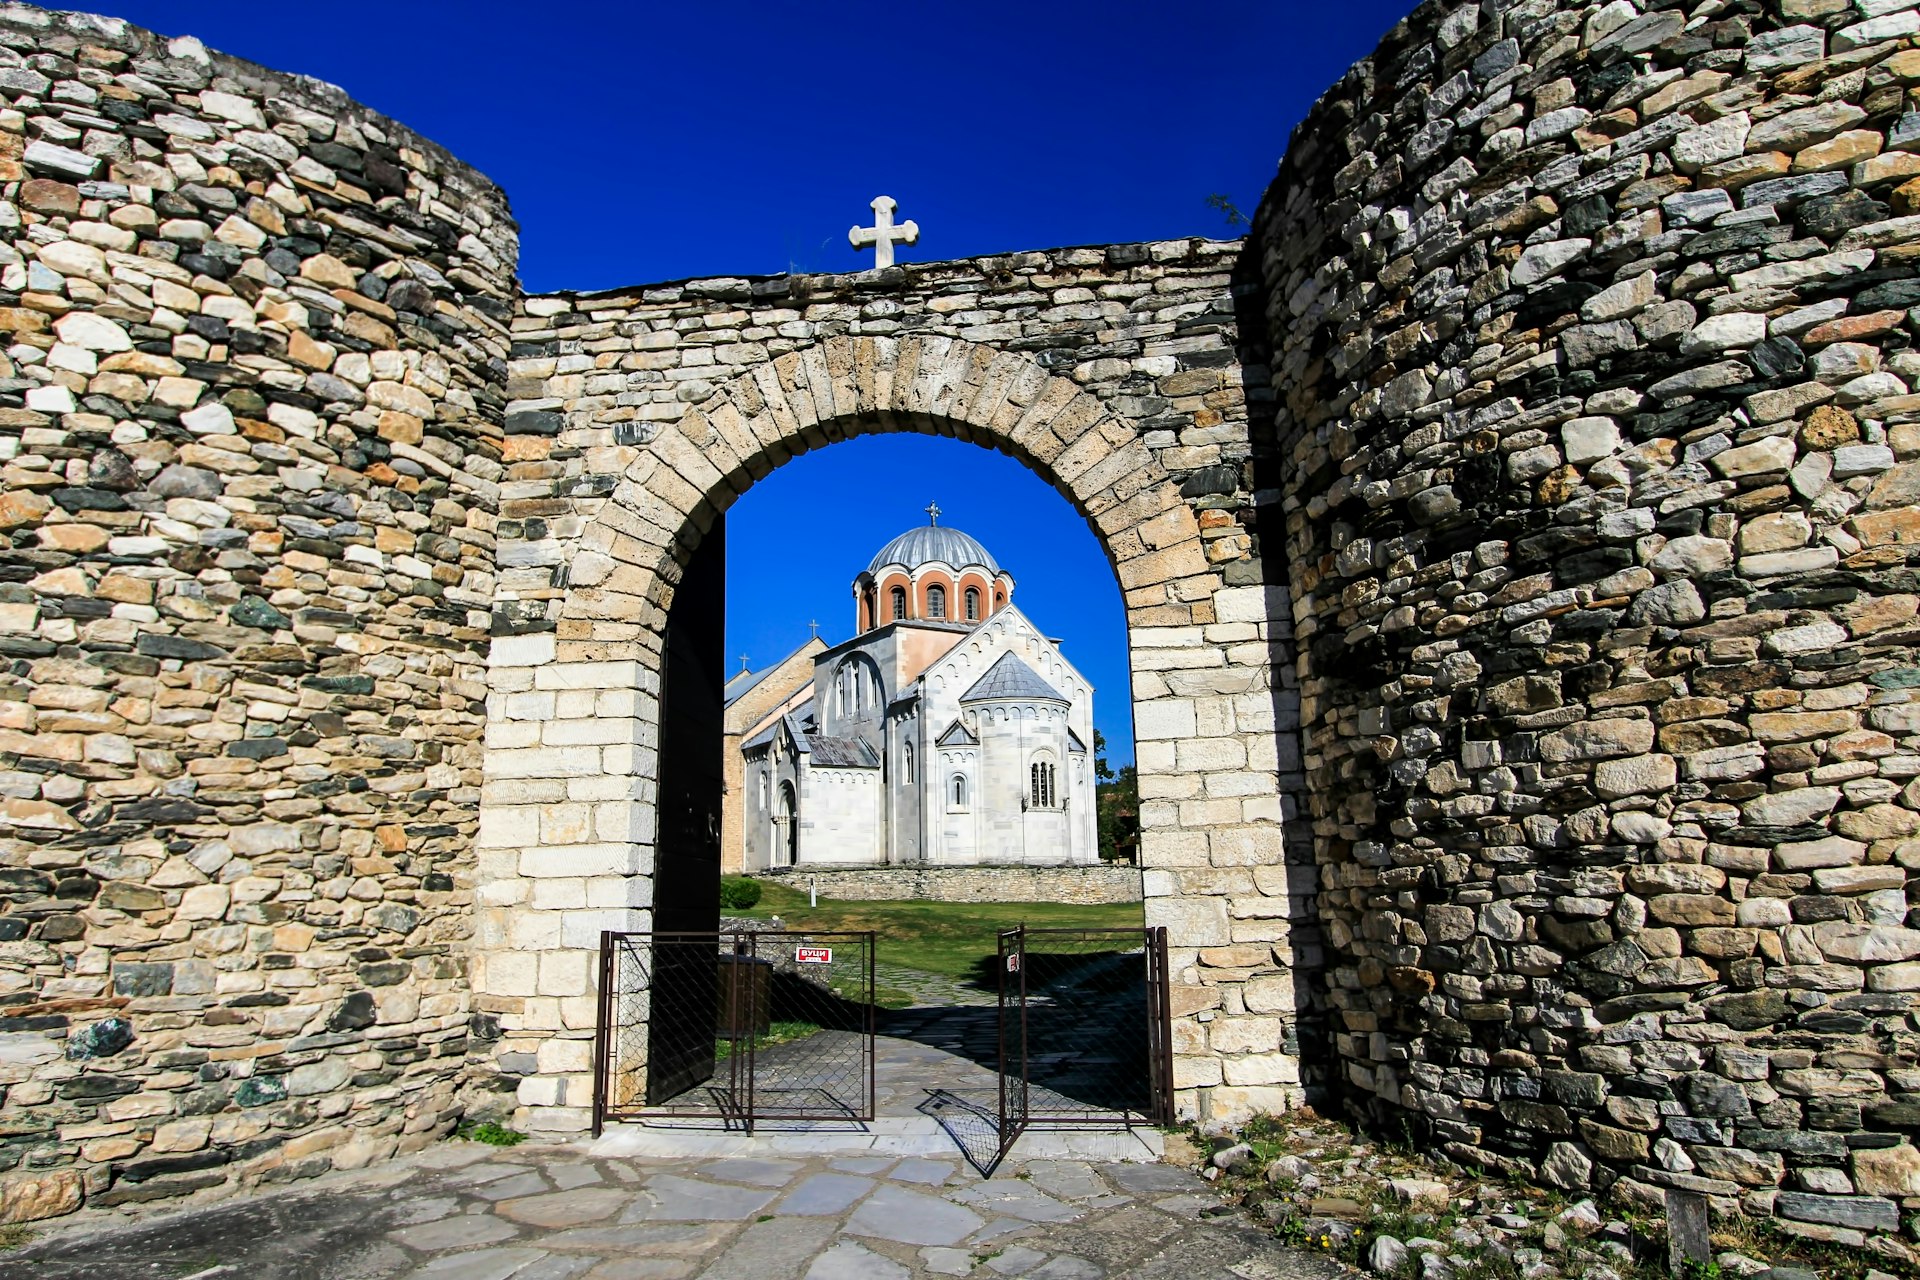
(732, 508), (1099, 871)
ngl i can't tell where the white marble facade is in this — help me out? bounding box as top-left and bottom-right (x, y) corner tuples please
(739, 519), (1097, 870)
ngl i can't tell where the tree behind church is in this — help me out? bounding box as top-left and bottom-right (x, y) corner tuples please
(1093, 731), (1139, 863)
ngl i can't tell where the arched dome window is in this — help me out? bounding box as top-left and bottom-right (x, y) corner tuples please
(928, 584), (946, 619)
(965, 588), (980, 621)
(951, 774), (968, 809)
(903, 741), (914, 783)
(890, 586), (906, 621)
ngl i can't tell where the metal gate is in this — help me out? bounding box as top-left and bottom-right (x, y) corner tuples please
(993, 925), (1174, 1158)
(591, 929), (875, 1133)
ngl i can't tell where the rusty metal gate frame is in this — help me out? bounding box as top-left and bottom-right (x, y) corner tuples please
(993, 924), (1175, 1163)
(591, 929), (876, 1135)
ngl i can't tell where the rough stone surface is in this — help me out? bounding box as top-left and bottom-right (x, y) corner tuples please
(1245, 0), (1920, 1249)
(6, 1140), (1353, 1280)
(0, 2), (512, 1220)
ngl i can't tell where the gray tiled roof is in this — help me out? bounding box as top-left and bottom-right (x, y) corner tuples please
(808, 734), (877, 767)
(937, 719), (978, 746)
(960, 652), (1067, 704)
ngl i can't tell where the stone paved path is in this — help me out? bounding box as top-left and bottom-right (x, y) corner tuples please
(872, 963), (998, 1010)
(2, 1138), (1348, 1280)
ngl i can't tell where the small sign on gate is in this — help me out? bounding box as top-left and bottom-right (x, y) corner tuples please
(795, 945), (832, 964)
(1006, 953), (1020, 973)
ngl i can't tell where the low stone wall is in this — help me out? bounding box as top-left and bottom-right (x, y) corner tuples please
(750, 864), (1143, 906)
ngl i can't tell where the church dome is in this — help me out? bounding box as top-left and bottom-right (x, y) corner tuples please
(865, 522), (1000, 575)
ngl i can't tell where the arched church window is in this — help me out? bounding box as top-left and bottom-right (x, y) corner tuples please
(965, 588), (980, 621)
(891, 586), (906, 620)
(951, 774), (967, 808)
(928, 585), (946, 618)
(1030, 759), (1057, 809)
(903, 741), (914, 783)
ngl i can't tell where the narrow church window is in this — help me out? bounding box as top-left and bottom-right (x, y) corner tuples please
(903, 741), (914, 782)
(952, 774), (967, 808)
(965, 588), (980, 620)
(891, 586), (906, 620)
(928, 585), (946, 618)
(1030, 760), (1056, 809)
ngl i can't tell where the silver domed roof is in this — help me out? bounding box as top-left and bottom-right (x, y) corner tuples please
(865, 523), (1000, 575)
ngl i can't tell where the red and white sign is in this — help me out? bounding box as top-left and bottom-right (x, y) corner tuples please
(795, 946), (833, 965)
(1006, 954), (1021, 973)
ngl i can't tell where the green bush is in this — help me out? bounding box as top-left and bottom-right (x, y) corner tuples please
(720, 876), (763, 910)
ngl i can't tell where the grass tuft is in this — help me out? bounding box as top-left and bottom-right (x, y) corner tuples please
(714, 1020), (821, 1061)
(455, 1120), (529, 1146)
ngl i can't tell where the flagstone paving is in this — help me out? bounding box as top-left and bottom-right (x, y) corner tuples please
(3, 1138), (1349, 1280)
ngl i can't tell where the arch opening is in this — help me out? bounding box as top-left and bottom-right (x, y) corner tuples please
(477, 333), (1309, 1135)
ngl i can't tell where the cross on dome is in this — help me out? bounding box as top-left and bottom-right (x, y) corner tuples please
(925, 501), (941, 525)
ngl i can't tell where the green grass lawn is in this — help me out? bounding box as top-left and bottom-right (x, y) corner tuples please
(734, 880), (1144, 982)
(713, 1019), (821, 1061)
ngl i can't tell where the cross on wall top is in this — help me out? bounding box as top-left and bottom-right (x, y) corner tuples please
(849, 196), (918, 269)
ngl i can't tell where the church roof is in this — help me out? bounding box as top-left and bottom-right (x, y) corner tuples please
(1068, 728), (1088, 753)
(807, 734), (877, 767)
(960, 652), (1068, 704)
(865, 521), (1000, 576)
(936, 719), (977, 746)
(725, 638), (821, 708)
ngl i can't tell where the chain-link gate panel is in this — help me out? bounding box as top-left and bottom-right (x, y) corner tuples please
(996, 925), (1174, 1148)
(593, 930), (874, 1134)
(740, 931), (876, 1122)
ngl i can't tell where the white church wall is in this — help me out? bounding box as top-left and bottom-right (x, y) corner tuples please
(798, 766), (882, 864)
(935, 745), (978, 862)
(886, 706), (922, 865)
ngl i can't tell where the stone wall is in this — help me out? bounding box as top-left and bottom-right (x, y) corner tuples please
(479, 250), (1314, 1135)
(0, 6), (514, 1220)
(1251, 0), (1920, 1254)
(749, 863), (1144, 905)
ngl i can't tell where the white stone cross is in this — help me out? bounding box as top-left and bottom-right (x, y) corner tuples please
(849, 196), (918, 268)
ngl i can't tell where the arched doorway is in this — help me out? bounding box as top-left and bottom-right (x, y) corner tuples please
(778, 782), (797, 867)
(479, 329), (1306, 1134)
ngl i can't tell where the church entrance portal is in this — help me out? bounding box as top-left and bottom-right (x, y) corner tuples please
(777, 783), (797, 867)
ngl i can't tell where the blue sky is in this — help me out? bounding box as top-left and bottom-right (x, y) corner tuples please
(111, 0), (1421, 763)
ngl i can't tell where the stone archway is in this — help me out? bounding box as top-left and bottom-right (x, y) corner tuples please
(478, 333), (1303, 1133)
